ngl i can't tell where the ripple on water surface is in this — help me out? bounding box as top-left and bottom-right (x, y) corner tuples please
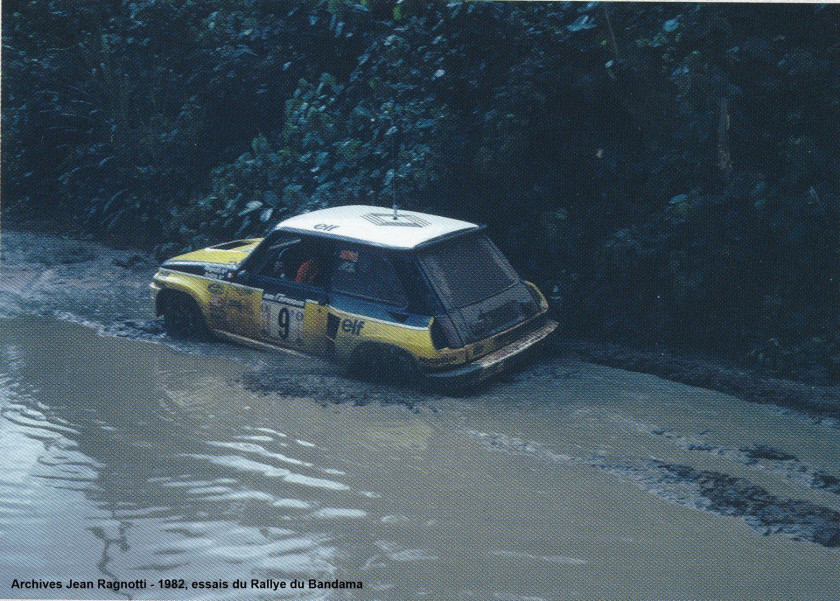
(0, 317), (350, 598)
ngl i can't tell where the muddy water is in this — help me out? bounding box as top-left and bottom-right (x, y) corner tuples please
(1, 315), (839, 600)
(2, 229), (840, 599)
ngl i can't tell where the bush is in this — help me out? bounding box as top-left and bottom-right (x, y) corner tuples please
(4, 1), (840, 382)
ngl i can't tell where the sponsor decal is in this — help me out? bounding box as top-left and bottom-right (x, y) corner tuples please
(337, 249), (359, 274)
(314, 223), (339, 231)
(420, 355), (458, 366)
(338, 260), (356, 274)
(207, 282), (225, 295)
(233, 286), (253, 296)
(262, 293), (305, 307)
(261, 299), (304, 344)
(341, 318), (365, 336)
(202, 264), (234, 281)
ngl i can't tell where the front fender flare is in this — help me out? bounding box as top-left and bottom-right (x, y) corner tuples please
(153, 273), (214, 323)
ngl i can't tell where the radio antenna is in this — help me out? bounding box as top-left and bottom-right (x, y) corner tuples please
(389, 115), (399, 220)
(392, 143), (399, 220)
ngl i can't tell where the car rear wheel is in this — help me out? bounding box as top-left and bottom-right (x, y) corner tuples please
(163, 293), (211, 340)
(350, 344), (420, 387)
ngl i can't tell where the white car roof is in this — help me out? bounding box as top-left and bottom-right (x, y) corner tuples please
(274, 205), (480, 250)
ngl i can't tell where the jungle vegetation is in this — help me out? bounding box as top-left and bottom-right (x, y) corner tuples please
(3, 1), (839, 383)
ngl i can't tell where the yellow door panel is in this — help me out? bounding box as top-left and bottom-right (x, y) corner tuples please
(224, 282), (262, 339)
(328, 309), (438, 363)
(257, 293), (328, 356)
(303, 301), (329, 356)
(259, 295), (305, 348)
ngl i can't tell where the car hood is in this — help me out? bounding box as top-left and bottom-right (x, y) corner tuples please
(164, 239), (262, 268)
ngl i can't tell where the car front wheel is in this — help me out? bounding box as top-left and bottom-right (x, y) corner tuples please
(163, 293), (211, 340)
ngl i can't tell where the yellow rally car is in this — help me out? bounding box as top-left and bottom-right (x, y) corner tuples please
(151, 206), (557, 389)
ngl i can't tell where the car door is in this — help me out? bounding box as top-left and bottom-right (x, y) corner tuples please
(246, 235), (330, 356)
(221, 279), (263, 339)
(327, 244), (420, 361)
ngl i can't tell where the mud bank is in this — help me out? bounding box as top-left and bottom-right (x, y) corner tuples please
(566, 340), (840, 427)
(0, 227), (157, 323)
(624, 419), (840, 497)
(2, 225), (839, 425)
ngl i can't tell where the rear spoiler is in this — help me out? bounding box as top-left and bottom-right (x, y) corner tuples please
(412, 224), (487, 250)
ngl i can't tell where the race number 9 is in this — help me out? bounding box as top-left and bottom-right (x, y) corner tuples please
(278, 307), (290, 339)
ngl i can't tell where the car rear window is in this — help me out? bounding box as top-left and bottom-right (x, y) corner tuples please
(418, 233), (519, 309)
(331, 247), (408, 307)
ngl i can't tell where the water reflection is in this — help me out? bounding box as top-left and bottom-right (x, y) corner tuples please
(2, 315), (840, 600)
(0, 317), (351, 599)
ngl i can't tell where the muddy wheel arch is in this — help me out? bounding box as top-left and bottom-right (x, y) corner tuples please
(348, 342), (421, 385)
(159, 289), (212, 340)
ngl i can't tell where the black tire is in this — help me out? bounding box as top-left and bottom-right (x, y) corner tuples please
(163, 293), (211, 340)
(387, 347), (422, 387)
(350, 344), (421, 387)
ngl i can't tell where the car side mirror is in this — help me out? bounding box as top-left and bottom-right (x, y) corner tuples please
(234, 269), (249, 284)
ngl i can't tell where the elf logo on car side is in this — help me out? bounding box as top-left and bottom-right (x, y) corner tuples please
(341, 318), (364, 335)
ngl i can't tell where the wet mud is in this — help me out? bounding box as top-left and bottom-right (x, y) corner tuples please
(569, 339), (840, 427)
(470, 429), (840, 548)
(643, 462), (840, 547)
(617, 417), (840, 497)
(239, 362), (438, 409)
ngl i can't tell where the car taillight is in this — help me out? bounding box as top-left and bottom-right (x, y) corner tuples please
(520, 300), (537, 318)
(431, 315), (462, 350)
(526, 282), (548, 311)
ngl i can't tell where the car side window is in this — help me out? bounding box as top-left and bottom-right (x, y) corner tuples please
(254, 234), (301, 279)
(256, 242), (299, 280)
(254, 234), (326, 288)
(331, 247), (407, 307)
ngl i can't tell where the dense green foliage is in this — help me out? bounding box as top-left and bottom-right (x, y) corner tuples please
(4, 1), (840, 382)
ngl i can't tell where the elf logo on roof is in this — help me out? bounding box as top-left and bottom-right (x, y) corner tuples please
(314, 223), (339, 231)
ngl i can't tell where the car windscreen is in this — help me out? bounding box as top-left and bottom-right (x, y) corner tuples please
(417, 233), (519, 309)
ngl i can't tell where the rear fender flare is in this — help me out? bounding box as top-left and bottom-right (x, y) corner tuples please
(347, 342), (420, 382)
